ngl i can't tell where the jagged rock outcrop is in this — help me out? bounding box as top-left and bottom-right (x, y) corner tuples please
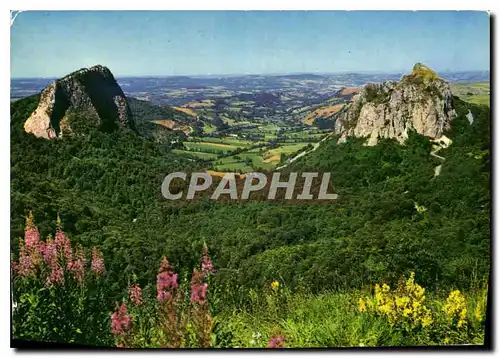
(24, 65), (134, 139)
(334, 63), (455, 145)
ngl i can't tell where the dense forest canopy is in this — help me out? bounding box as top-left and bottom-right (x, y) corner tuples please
(10, 94), (490, 302)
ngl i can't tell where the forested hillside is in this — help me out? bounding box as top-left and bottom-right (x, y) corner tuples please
(11, 92), (490, 294)
(10, 93), (490, 347)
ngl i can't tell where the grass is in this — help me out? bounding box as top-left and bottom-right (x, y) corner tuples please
(213, 162), (254, 172)
(267, 143), (311, 156)
(12, 217), (488, 348)
(175, 141), (315, 173)
(215, 278), (488, 348)
(185, 100), (215, 108)
(197, 137), (254, 148)
(250, 156), (278, 170)
(213, 156), (244, 165)
(287, 131), (326, 140)
(183, 142), (238, 153)
(203, 124), (217, 134)
(303, 104), (344, 125)
(173, 126), (335, 172)
(219, 291), (389, 348)
(263, 155), (280, 163)
(230, 101), (255, 106)
(171, 149), (218, 160)
(212, 149), (281, 172)
(172, 106), (197, 117)
(451, 82), (490, 107)
(258, 124), (281, 133)
(469, 95), (490, 106)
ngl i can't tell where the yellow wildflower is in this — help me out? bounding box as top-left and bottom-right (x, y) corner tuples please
(395, 296), (409, 309)
(457, 308), (467, 328)
(403, 308), (412, 317)
(475, 302), (482, 322)
(358, 298), (366, 313)
(444, 290), (468, 329)
(421, 314), (433, 327)
(474, 288), (487, 324)
(271, 281), (279, 291)
(406, 272), (416, 286)
(368, 272), (432, 330)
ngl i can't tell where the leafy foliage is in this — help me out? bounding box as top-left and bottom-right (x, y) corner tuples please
(127, 96), (192, 143)
(10, 92), (490, 347)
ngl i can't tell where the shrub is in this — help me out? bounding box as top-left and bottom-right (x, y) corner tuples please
(358, 272), (433, 333)
(109, 243), (216, 348)
(11, 212), (111, 346)
(357, 272), (486, 346)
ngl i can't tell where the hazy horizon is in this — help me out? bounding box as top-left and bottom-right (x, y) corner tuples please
(9, 68), (491, 80)
(11, 10), (490, 78)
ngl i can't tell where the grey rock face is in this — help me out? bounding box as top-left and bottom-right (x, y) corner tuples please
(24, 65), (134, 139)
(334, 65), (455, 145)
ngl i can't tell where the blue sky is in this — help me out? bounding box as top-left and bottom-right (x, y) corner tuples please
(11, 11), (490, 78)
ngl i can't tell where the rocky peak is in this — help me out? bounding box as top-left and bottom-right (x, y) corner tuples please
(407, 62), (440, 81)
(24, 65), (134, 139)
(334, 63), (455, 146)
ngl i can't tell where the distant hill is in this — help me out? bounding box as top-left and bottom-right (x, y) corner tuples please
(236, 92), (281, 106)
(301, 87), (360, 127)
(272, 73), (325, 80)
(303, 104), (344, 126)
(127, 96), (194, 122)
(127, 96), (199, 140)
(335, 87), (361, 100)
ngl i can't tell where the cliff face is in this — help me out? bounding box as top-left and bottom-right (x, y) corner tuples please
(334, 63), (455, 145)
(24, 65), (134, 139)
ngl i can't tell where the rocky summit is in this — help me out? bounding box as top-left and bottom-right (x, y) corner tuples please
(334, 63), (455, 145)
(24, 65), (134, 139)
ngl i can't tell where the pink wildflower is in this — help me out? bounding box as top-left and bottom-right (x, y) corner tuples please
(129, 284), (143, 306)
(190, 269), (208, 306)
(156, 257), (178, 302)
(14, 240), (36, 277)
(267, 335), (286, 348)
(24, 227), (40, 250)
(41, 238), (58, 265)
(54, 230), (72, 267)
(11, 259), (18, 274)
(24, 212), (40, 249)
(201, 243), (215, 276)
(70, 247), (86, 284)
(111, 303), (131, 336)
(45, 262), (65, 287)
(91, 248), (105, 275)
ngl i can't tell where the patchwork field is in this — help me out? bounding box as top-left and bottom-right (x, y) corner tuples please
(171, 149), (218, 160)
(303, 104), (344, 125)
(196, 137), (254, 147)
(451, 82), (490, 106)
(172, 106), (197, 117)
(266, 143), (311, 156)
(183, 142), (239, 153)
(172, 119), (328, 173)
